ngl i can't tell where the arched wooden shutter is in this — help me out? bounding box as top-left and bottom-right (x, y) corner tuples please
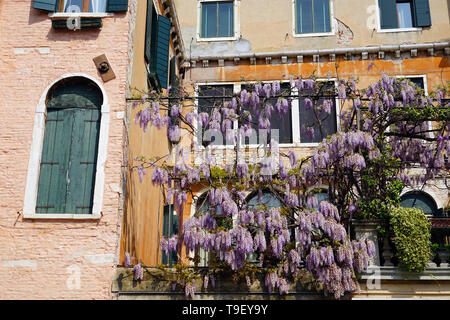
(36, 79), (102, 214)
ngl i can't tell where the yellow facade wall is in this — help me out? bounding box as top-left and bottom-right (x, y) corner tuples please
(120, 0), (181, 266)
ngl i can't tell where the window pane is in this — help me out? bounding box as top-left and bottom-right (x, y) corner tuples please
(89, 0), (107, 13)
(198, 85), (234, 146)
(299, 82), (337, 143)
(313, 0), (330, 32)
(397, 2), (413, 28)
(218, 2), (234, 37)
(297, 0), (313, 34)
(400, 192), (438, 216)
(242, 83), (292, 145)
(202, 2), (217, 38)
(248, 192), (282, 209)
(64, 0), (83, 12)
(407, 77), (424, 89)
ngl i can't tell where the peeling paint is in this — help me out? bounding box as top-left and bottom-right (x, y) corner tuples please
(335, 18), (354, 45)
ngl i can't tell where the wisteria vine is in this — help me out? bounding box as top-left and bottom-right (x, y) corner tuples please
(129, 74), (449, 299)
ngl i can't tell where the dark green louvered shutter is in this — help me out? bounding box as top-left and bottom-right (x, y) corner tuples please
(144, 0), (156, 63)
(107, 0), (129, 12)
(33, 0), (57, 11)
(379, 0), (398, 29)
(152, 15), (171, 89)
(413, 0), (431, 27)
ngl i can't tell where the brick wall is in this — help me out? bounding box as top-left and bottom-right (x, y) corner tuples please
(0, 1), (129, 299)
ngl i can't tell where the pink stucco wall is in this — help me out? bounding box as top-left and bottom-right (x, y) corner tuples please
(0, 1), (129, 299)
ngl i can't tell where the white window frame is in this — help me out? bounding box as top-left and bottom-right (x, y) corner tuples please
(297, 78), (340, 147)
(23, 73), (110, 220)
(49, 0), (113, 18)
(196, 0), (240, 42)
(194, 81), (239, 151)
(375, 0), (422, 33)
(237, 80), (296, 149)
(292, 0), (336, 38)
(194, 80), (340, 150)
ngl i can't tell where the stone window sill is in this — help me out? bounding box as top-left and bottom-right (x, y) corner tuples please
(48, 12), (114, 19)
(22, 213), (102, 220)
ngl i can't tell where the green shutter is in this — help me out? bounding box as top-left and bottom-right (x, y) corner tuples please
(144, 0), (155, 63)
(379, 0), (398, 29)
(36, 109), (73, 213)
(33, 0), (57, 11)
(413, 0), (431, 27)
(65, 109), (100, 214)
(155, 15), (171, 89)
(107, 0), (128, 12)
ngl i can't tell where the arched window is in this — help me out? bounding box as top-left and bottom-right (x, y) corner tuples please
(35, 77), (103, 214)
(247, 191), (282, 209)
(400, 191), (439, 216)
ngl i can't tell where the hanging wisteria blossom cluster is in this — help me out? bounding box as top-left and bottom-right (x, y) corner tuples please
(130, 74), (449, 299)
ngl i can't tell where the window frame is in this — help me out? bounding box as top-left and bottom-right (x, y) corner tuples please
(193, 80), (340, 151)
(376, 0), (422, 33)
(292, 0), (335, 38)
(394, 74), (433, 138)
(196, 0), (239, 42)
(48, 0), (113, 18)
(297, 78), (340, 147)
(194, 82), (240, 151)
(238, 80), (297, 149)
(23, 73), (110, 220)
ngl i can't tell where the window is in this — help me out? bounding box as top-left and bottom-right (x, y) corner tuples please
(59, 0), (106, 12)
(200, 1), (234, 38)
(197, 84), (235, 146)
(378, 0), (431, 30)
(247, 191), (282, 209)
(161, 205), (178, 265)
(33, 0), (128, 12)
(242, 83), (293, 145)
(396, 1), (413, 28)
(35, 77), (102, 214)
(295, 0), (331, 34)
(400, 191), (439, 216)
(193, 192), (230, 266)
(298, 81), (337, 143)
(145, 1), (171, 89)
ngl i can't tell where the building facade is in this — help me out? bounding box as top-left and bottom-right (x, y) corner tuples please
(162, 0), (449, 299)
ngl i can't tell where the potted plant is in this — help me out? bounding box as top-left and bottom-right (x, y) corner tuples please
(431, 243), (441, 267)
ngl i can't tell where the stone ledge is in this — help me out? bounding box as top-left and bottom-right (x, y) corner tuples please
(111, 267), (333, 300)
(359, 266), (450, 281)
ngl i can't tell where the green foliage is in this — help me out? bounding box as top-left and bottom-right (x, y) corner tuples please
(389, 207), (432, 273)
(359, 180), (404, 220)
(431, 243), (440, 255)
